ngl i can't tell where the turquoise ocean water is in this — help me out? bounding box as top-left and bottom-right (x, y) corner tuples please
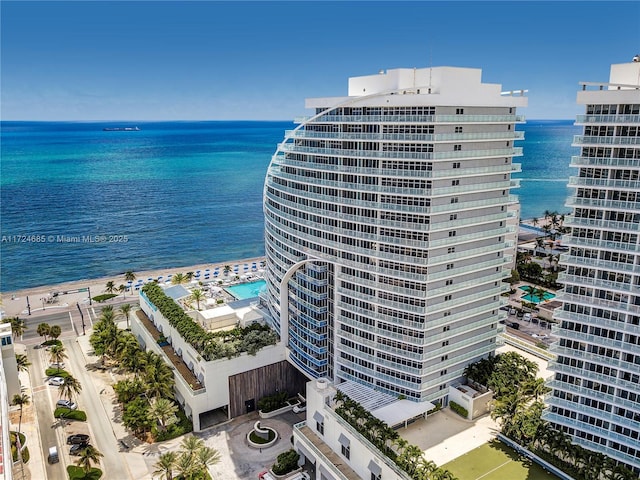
(0, 120), (579, 291)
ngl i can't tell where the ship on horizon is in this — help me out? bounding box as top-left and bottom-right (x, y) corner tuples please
(102, 126), (140, 131)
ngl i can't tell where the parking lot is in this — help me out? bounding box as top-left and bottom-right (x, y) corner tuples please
(501, 306), (555, 347)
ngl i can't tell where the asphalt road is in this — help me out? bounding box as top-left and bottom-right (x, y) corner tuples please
(64, 339), (132, 480)
(29, 342), (67, 480)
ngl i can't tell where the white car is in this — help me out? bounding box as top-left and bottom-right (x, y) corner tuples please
(49, 362), (66, 370)
(523, 313), (532, 322)
(56, 399), (77, 410)
(293, 402), (307, 413)
(49, 377), (65, 386)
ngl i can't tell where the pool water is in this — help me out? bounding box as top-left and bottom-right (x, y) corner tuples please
(519, 285), (556, 304)
(225, 280), (266, 300)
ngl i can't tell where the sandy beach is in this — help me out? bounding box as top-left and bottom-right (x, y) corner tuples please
(0, 256), (266, 318)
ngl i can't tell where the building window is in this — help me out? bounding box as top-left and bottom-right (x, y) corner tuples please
(444, 295), (452, 301)
(371, 473), (382, 480)
(341, 444), (350, 459)
(442, 355), (449, 361)
(452, 179), (460, 186)
(450, 214), (457, 220)
(447, 247), (455, 253)
(441, 369), (448, 375)
(456, 108), (464, 114)
(449, 230), (456, 237)
(455, 126), (463, 133)
(446, 263), (454, 270)
(454, 144), (462, 151)
(450, 197), (459, 204)
(452, 162), (461, 169)
(446, 279), (453, 286)
(317, 421), (324, 435)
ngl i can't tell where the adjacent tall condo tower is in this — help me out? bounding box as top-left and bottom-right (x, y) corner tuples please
(263, 67), (527, 404)
(544, 59), (640, 473)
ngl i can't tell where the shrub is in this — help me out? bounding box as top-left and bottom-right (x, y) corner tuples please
(42, 339), (62, 346)
(257, 391), (288, 413)
(54, 408), (87, 421)
(153, 408), (193, 442)
(450, 401), (469, 418)
(249, 429), (276, 444)
(272, 449), (299, 475)
(67, 465), (103, 479)
(45, 368), (70, 377)
(92, 293), (118, 303)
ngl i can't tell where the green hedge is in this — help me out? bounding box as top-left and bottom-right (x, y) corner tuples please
(46, 368), (70, 377)
(92, 294), (118, 303)
(141, 283), (277, 361)
(272, 449), (300, 475)
(54, 408), (87, 421)
(450, 401), (469, 419)
(67, 465), (103, 480)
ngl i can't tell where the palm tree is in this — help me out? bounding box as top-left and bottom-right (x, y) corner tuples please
(9, 316), (26, 339)
(194, 445), (221, 476)
(185, 272), (194, 281)
(59, 374), (82, 402)
(76, 445), (103, 474)
(119, 303), (133, 329)
(37, 322), (51, 342)
(118, 284), (127, 298)
(124, 270), (136, 284)
(531, 217), (539, 227)
(49, 324), (62, 340)
(190, 289), (205, 311)
(100, 305), (115, 320)
(15, 353), (31, 373)
(174, 452), (196, 480)
(153, 451), (178, 480)
(147, 398), (178, 431)
(223, 265), (231, 276)
(104, 281), (116, 294)
(171, 273), (186, 285)
(49, 344), (68, 373)
(11, 393), (29, 435)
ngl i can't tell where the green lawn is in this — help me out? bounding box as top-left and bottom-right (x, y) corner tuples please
(442, 440), (558, 480)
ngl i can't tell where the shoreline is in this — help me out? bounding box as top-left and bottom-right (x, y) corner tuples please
(0, 256), (265, 318)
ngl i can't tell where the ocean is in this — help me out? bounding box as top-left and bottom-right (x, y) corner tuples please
(0, 120), (579, 292)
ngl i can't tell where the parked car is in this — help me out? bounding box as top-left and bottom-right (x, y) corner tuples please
(509, 322), (520, 330)
(293, 402), (307, 413)
(532, 334), (548, 339)
(523, 313), (532, 322)
(56, 399), (77, 410)
(49, 377), (65, 386)
(258, 471), (276, 480)
(67, 434), (90, 445)
(49, 362), (65, 369)
(516, 310), (524, 318)
(508, 308), (517, 315)
(69, 443), (89, 456)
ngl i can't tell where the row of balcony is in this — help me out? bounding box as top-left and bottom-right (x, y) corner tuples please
(568, 177), (640, 190)
(550, 325), (635, 353)
(543, 411), (636, 449)
(546, 377), (640, 413)
(573, 135), (640, 146)
(562, 215), (640, 233)
(285, 129), (524, 142)
(575, 114), (640, 124)
(546, 396), (640, 433)
(271, 153), (522, 178)
(553, 309), (640, 335)
(570, 155), (640, 168)
(555, 291), (640, 315)
(566, 196), (640, 211)
(278, 143), (523, 161)
(557, 272), (637, 294)
(562, 235), (640, 253)
(294, 114), (525, 124)
(550, 345), (639, 373)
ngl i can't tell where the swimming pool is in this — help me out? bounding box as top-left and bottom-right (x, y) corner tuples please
(225, 280), (266, 300)
(519, 285), (556, 304)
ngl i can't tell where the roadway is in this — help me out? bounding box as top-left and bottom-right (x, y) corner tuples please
(21, 300), (138, 480)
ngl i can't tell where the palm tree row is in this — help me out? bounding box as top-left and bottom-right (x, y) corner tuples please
(153, 435), (220, 480)
(333, 390), (456, 480)
(466, 352), (636, 480)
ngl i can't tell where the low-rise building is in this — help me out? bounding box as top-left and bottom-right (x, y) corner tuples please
(133, 285), (306, 431)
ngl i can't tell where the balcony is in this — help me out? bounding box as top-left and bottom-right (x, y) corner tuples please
(135, 310), (205, 392)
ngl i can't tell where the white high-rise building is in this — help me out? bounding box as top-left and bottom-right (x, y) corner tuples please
(544, 59), (640, 473)
(263, 67), (527, 405)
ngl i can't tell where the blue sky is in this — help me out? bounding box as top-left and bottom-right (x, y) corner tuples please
(2, 1), (639, 120)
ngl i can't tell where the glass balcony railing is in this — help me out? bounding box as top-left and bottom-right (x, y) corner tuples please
(286, 130), (524, 142)
(568, 177), (640, 190)
(570, 155), (640, 168)
(575, 114), (640, 123)
(563, 215), (640, 233)
(573, 135), (640, 146)
(294, 114), (525, 124)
